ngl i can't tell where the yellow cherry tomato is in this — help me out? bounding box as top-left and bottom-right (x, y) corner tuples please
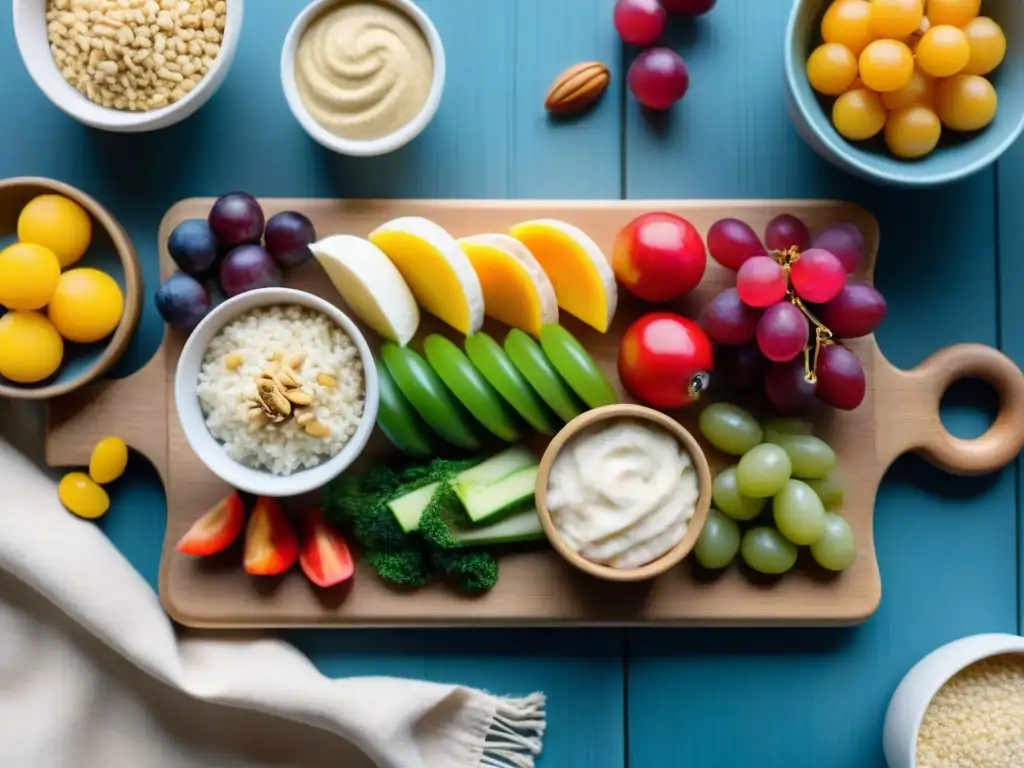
(89, 436), (129, 485)
(832, 88), (888, 140)
(884, 105), (942, 158)
(17, 194), (92, 269)
(47, 268), (125, 344)
(916, 25), (971, 77)
(961, 17), (1006, 76)
(0, 311), (63, 384)
(882, 68), (935, 109)
(935, 73), (997, 131)
(925, 0), (980, 28)
(821, 0), (875, 56)
(0, 242), (61, 311)
(859, 39), (914, 92)
(806, 43), (860, 95)
(58, 472), (110, 520)
(869, 0), (923, 39)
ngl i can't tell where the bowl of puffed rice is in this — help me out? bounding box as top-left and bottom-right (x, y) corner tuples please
(883, 633), (1024, 768)
(14, 0), (242, 132)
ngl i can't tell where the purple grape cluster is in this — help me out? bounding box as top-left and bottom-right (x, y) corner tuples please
(700, 213), (887, 413)
(155, 192), (317, 331)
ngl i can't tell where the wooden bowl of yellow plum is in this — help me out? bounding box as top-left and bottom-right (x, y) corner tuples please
(0, 177), (142, 400)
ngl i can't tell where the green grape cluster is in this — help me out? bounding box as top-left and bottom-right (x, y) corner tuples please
(694, 404), (855, 576)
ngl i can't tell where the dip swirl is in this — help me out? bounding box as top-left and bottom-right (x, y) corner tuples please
(295, 1), (434, 142)
(546, 419), (699, 570)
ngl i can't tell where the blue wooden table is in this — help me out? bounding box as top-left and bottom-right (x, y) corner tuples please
(2, 0), (1020, 765)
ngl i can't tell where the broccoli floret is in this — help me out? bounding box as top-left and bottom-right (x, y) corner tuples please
(324, 456), (499, 593)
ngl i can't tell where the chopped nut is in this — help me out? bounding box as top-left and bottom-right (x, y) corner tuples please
(225, 352), (243, 370)
(304, 421), (331, 438)
(285, 352), (307, 370)
(284, 389), (313, 406)
(277, 365), (301, 389)
(255, 377), (291, 419)
(317, 373), (338, 388)
(295, 411), (316, 426)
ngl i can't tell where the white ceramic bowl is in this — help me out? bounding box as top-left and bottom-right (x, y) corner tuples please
(14, 0), (243, 132)
(280, 0), (446, 156)
(883, 632), (1024, 767)
(174, 287), (379, 498)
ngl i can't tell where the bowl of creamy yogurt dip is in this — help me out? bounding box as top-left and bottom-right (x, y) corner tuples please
(536, 404), (712, 583)
(280, 0), (445, 156)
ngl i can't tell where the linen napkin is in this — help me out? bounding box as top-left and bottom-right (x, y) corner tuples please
(0, 403), (545, 768)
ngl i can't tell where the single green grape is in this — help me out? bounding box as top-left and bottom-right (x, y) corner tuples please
(762, 417), (813, 444)
(735, 444), (792, 498)
(712, 467), (765, 521)
(810, 512), (856, 571)
(693, 508), (741, 569)
(740, 527), (798, 575)
(806, 469), (846, 510)
(773, 479), (827, 546)
(698, 403), (763, 456)
(774, 434), (836, 479)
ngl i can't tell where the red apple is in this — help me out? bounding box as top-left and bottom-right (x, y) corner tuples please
(660, 0), (716, 14)
(612, 212), (707, 302)
(618, 312), (714, 408)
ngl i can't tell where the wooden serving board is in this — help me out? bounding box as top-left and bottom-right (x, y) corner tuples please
(44, 199), (1024, 628)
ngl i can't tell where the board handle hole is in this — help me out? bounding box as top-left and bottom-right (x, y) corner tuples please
(939, 378), (999, 440)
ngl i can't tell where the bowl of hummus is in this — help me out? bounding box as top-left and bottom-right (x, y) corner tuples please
(280, 0), (445, 156)
(536, 404), (712, 583)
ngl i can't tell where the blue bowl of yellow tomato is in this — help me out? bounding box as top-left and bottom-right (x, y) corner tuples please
(0, 177), (142, 400)
(785, 0), (1024, 187)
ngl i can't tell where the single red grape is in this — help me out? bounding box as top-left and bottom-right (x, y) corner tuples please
(765, 358), (817, 414)
(736, 256), (787, 307)
(700, 287), (762, 345)
(614, 0), (667, 46)
(717, 343), (768, 390)
(706, 218), (766, 271)
(765, 213), (810, 252)
(815, 344), (866, 411)
(208, 192), (265, 251)
(219, 245), (283, 297)
(264, 210), (316, 268)
(756, 301), (809, 362)
(790, 248), (846, 303)
(810, 221), (864, 274)
(660, 0), (717, 14)
(819, 279), (887, 339)
(628, 48), (689, 110)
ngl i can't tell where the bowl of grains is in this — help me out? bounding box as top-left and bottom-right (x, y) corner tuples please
(883, 633), (1024, 768)
(174, 287), (379, 497)
(14, 0), (241, 132)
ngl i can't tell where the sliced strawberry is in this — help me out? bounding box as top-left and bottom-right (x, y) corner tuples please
(176, 492), (245, 557)
(243, 496), (299, 576)
(299, 508), (355, 588)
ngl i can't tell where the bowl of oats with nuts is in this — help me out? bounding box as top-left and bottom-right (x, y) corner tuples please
(14, 0), (242, 132)
(174, 287), (379, 497)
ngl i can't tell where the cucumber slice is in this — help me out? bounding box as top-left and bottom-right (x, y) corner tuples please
(388, 481), (440, 533)
(423, 334), (522, 442)
(453, 446), (538, 523)
(503, 329), (584, 423)
(539, 323), (618, 408)
(452, 507), (545, 546)
(376, 363), (436, 456)
(380, 342), (482, 450)
(465, 332), (559, 435)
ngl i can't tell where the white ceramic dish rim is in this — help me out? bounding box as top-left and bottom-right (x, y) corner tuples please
(174, 287), (380, 498)
(885, 632), (1024, 767)
(13, 0), (243, 132)
(783, 2), (1024, 188)
(280, 0), (446, 157)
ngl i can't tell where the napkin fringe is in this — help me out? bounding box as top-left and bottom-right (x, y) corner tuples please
(474, 693), (546, 768)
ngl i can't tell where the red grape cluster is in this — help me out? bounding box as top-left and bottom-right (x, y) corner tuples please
(700, 214), (887, 413)
(614, 0), (716, 110)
